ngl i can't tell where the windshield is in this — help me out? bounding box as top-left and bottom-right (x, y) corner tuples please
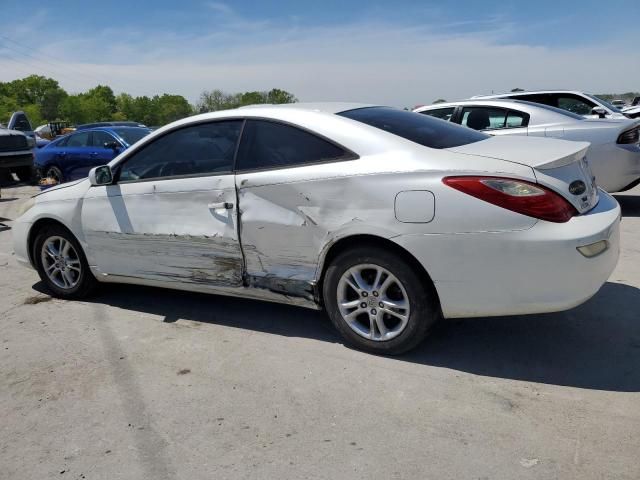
(338, 107), (488, 149)
(586, 94), (622, 113)
(113, 127), (151, 146)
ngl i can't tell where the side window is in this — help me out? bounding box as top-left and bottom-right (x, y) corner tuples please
(91, 131), (117, 148)
(506, 110), (529, 128)
(556, 95), (595, 115)
(66, 132), (90, 147)
(420, 107), (455, 122)
(56, 135), (70, 147)
(510, 93), (554, 107)
(461, 107), (507, 130)
(236, 120), (350, 171)
(118, 120), (243, 182)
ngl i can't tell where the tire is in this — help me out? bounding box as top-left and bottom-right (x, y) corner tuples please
(33, 224), (98, 299)
(15, 166), (34, 183)
(45, 166), (64, 184)
(322, 246), (439, 355)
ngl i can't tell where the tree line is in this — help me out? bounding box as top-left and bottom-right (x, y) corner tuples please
(0, 75), (298, 128)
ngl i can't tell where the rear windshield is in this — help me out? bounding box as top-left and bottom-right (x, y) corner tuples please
(338, 106), (487, 149)
(113, 127), (151, 146)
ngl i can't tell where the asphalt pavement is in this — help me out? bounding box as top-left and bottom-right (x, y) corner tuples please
(1, 181), (639, 479)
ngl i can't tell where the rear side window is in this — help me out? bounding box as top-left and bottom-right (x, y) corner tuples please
(118, 120), (242, 182)
(91, 131), (116, 147)
(509, 93), (554, 106)
(66, 132), (90, 147)
(338, 107), (487, 149)
(506, 110), (529, 128)
(461, 107), (507, 130)
(236, 120), (351, 171)
(420, 107), (455, 121)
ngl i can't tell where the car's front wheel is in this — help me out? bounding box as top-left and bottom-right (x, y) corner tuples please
(323, 246), (439, 355)
(33, 224), (97, 299)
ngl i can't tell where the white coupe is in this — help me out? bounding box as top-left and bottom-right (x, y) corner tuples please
(414, 99), (640, 193)
(13, 104), (620, 354)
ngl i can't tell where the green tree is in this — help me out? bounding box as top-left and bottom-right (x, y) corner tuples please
(266, 88), (297, 104)
(153, 94), (193, 125)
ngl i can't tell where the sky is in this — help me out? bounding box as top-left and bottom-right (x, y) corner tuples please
(0, 0), (638, 107)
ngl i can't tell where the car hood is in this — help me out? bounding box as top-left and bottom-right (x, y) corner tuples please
(0, 128), (26, 137)
(34, 178), (90, 201)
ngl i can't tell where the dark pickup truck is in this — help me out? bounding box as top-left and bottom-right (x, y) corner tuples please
(0, 125), (34, 182)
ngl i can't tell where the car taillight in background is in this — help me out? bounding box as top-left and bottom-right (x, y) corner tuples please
(443, 176), (577, 223)
(617, 126), (640, 145)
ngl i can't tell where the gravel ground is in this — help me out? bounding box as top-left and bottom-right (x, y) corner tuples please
(1, 181), (639, 480)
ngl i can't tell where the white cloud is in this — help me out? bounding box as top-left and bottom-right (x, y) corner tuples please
(0, 9), (638, 107)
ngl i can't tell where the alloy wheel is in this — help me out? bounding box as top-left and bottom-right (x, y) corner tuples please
(40, 236), (82, 289)
(336, 263), (411, 341)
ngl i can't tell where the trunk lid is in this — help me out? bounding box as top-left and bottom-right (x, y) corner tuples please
(447, 136), (598, 214)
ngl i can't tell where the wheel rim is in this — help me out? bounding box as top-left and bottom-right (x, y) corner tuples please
(40, 236), (81, 289)
(336, 263), (411, 341)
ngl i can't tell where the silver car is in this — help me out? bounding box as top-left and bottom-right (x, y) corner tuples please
(415, 99), (640, 192)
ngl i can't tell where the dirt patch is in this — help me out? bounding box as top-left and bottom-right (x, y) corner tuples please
(23, 295), (52, 305)
(177, 368), (191, 375)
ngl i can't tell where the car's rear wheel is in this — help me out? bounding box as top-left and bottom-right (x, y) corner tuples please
(323, 246), (439, 355)
(33, 224), (98, 299)
(45, 166), (64, 185)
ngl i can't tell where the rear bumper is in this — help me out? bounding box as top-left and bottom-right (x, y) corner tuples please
(394, 191), (621, 318)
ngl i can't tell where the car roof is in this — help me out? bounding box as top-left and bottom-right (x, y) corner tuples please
(91, 126), (149, 131)
(415, 98), (556, 111)
(238, 102), (377, 114)
(471, 90), (586, 99)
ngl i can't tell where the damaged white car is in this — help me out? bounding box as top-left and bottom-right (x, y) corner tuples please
(13, 104), (620, 354)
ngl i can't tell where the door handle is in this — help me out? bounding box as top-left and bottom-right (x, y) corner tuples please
(208, 202), (234, 210)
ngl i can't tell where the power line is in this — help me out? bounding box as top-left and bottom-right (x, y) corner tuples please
(0, 44), (88, 90)
(0, 35), (147, 96)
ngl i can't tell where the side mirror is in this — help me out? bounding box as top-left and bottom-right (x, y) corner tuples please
(104, 141), (121, 151)
(89, 165), (113, 186)
(591, 107), (607, 119)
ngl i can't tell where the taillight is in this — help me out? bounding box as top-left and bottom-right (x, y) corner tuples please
(443, 176), (577, 223)
(618, 127), (640, 144)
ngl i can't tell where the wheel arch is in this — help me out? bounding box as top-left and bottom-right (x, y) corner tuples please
(27, 217), (79, 268)
(316, 234), (441, 311)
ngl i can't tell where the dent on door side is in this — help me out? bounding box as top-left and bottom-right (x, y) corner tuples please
(237, 175), (404, 303)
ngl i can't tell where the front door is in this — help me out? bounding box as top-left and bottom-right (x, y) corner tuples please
(80, 120), (245, 290)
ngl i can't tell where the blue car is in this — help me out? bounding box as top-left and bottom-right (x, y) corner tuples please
(36, 126), (151, 184)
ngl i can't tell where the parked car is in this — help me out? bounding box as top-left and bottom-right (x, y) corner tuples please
(471, 90), (629, 119)
(75, 121), (147, 130)
(611, 100), (628, 110)
(35, 126), (151, 184)
(13, 104), (620, 354)
(0, 124), (35, 181)
(414, 99), (640, 192)
(622, 103), (640, 119)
